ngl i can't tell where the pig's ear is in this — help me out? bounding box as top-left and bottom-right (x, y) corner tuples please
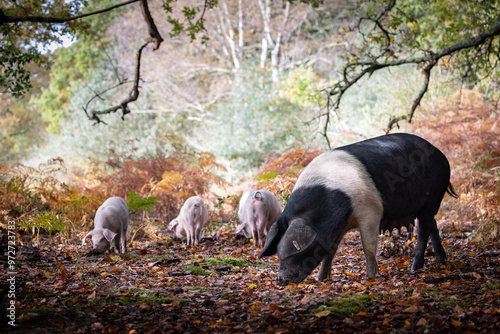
(259, 222), (283, 258)
(102, 229), (117, 242)
(82, 231), (93, 246)
(278, 218), (316, 260)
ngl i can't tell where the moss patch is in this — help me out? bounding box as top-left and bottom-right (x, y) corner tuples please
(315, 295), (372, 317)
(439, 298), (470, 309)
(184, 265), (213, 275)
(483, 282), (500, 290)
(22, 306), (56, 314)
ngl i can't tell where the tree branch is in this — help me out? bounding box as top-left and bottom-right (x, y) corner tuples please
(84, 0), (163, 123)
(323, 17), (500, 145)
(385, 59), (436, 133)
(139, 0), (163, 50)
(0, 0), (141, 26)
(84, 40), (150, 123)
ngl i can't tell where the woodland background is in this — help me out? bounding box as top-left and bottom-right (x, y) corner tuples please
(0, 0), (499, 332)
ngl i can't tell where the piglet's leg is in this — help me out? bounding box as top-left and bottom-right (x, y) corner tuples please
(120, 228), (127, 253)
(194, 227), (202, 246)
(188, 228), (196, 246)
(111, 233), (119, 253)
(185, 229), (192, 246)
(252, 229), (260, 249)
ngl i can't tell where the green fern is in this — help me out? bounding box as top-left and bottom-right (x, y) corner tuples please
(126, 191), (157, 213)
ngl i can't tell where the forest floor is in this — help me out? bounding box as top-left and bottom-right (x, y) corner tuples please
(1, 92), (499, 333)
(1, 227), (499, 333)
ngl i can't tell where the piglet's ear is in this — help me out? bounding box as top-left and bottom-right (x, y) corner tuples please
(102, 229), (117, 242)
(82, 231), (93, 246)
(259, 222), (283, 258)
(279, 218), (316, 260)
(234, 223), (245, 234)
(169, 219), (178, 228)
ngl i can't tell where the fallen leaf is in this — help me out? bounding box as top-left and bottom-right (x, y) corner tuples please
(315, 310), (331, 318)
(416, 318), (427, 326)
(403, 306), (418, 313)
(91, 322), (104, 329)
(17, 313), (34, 322)
(268, 304), (280, 312)
(87, 291), (96, 301)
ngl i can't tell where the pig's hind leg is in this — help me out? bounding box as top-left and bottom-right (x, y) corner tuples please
(194, 226), (202, 246)
(429, 220), (446, 264)
(412, 203), (446, 270)
(186, 228), (195, 246)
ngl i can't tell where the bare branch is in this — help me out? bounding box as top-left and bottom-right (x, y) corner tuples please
(385, 59), (436, 133)
(139, 0), (163, 50)
(85, 39), (149, 123)
(323, 17), (500, 145)
(0, 0), (141, 26)
(84, 0), (163, 123)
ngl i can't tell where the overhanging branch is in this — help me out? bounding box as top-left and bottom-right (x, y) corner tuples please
(323, 17), (500, 144)
(84, 0), (162, 123)
(0, 0), (141, 26)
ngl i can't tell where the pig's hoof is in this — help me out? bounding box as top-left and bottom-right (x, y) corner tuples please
(411, 262), (424, 271)
(435, 255), (446, 264)
(277, 277), (290, 286)
(316, 273), (330, 281)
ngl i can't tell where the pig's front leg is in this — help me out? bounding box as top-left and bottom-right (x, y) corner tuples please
(359, 219), (380, 278)
(316, 236), (343, 281)
(317, 252), (334, 281)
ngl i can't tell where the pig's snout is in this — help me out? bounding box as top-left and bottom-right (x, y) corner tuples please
(277, 273), (290, 285)
(277, 269), (295, 285)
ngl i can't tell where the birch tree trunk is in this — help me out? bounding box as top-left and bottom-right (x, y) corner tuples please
(258, 0), (290, 82)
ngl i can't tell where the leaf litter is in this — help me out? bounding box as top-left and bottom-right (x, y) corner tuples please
(1, 228), (499, 333)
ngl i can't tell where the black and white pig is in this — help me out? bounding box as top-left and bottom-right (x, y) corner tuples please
(168, 196), (208, 246)
(82, 197), (129, 254)
(259, 133), (458, 284)
(236, 189), (282, 248)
